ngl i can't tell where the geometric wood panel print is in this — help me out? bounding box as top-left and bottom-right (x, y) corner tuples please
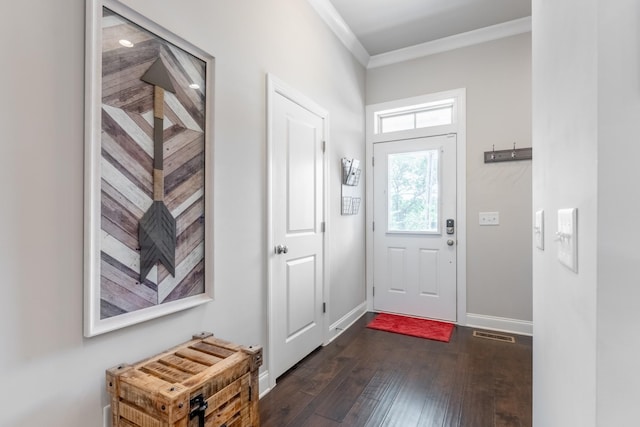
(84, 0), (213, 336)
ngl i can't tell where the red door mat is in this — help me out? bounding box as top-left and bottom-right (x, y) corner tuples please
(367, 313), (455, 342)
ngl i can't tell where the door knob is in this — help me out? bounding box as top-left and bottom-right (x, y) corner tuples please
(447, 239), (455, 246)
(275, 245), (289, 254)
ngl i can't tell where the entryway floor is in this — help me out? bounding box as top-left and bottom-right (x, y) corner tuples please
(259, 312), (532, 427)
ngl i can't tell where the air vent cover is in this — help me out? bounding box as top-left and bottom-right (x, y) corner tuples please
(473, 330), (516, 343)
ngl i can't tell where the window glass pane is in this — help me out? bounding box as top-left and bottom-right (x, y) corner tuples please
(415, 106), (453, 128)
(388, 149), (440, 232)
(380, 114), (414, 133)
(374, 100), (455, 134)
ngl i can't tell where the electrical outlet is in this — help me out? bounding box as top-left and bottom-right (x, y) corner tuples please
(103, 405), (112, 427)
(479, 212), (500, 226)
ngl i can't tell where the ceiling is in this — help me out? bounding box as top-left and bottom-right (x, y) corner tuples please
(327, 0), (531, 56)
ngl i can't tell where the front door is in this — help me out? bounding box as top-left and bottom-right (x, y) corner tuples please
(270, 82), (325, 380)
(373, 134), (457, 321)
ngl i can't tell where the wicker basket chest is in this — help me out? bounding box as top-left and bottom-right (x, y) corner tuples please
(106, 332), (263, 427)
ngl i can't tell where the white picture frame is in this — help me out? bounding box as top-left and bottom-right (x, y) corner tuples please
(84, 0), (214, 337)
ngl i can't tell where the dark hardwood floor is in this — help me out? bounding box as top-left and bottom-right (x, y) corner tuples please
(259, 312), (532, 427)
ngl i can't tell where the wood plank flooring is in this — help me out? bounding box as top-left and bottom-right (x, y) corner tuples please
(259, 312), (532, 427)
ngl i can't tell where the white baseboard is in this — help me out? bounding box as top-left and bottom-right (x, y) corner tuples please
(258, 371), (271, 398)
(466, 313), (532, 336)
(325, 301), (367, 344)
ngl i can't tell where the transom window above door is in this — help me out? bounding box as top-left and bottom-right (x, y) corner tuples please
(374, 99), (454, 134)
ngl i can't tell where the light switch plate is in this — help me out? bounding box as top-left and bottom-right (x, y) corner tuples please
(557, 208), (577, 272)
(479, 211), (499, 225)
(534, 210), (544, 250)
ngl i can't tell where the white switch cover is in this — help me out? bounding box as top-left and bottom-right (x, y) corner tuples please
(479, 211), (500, 225)
(557, 208), (577, 272)
(534, 210), (544, 250)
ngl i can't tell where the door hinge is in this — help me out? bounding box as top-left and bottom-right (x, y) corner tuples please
(321, 222), (325, 232)
(372, 156), (375, 167)
(372, 221), (375, 231)
(322, 302), (326, 313)
(372, 286), (375, 297)
(321, 140), (326, 153)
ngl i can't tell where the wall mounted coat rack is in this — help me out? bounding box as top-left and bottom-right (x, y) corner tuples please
(484, 143), (532, 163)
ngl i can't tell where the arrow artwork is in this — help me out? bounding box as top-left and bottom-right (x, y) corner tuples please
(91, 6), (210, 330)
(138, 58), (177, 282)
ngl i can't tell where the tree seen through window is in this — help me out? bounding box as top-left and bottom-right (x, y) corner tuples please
(388, 150), (439, 232)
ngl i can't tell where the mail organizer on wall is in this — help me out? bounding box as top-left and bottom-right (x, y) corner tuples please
(342, 158), (361, 215)
(484, 143), (532, 163)
(106, 332), (262, 427)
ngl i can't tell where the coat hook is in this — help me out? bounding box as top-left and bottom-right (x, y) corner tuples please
(484, 142), (532, 163)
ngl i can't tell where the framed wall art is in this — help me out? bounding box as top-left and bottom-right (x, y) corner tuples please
(84, 0), (214, 337)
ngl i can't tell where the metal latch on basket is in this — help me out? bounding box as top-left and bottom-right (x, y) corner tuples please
(189, 394), (208, 427)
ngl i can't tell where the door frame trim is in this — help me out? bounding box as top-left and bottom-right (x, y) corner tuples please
(266, 74), (330, 390)
(365, 88), (467, 326)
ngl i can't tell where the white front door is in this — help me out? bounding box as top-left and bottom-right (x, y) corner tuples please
(270, 82), (325, 380)
(373, 134), (457, 321)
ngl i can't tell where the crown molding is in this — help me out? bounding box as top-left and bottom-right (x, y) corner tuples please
(307, 0), (370, 67)
(368, 16), (532, 69)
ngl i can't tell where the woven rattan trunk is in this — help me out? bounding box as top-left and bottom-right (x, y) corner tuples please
(106, 332), (262, 427)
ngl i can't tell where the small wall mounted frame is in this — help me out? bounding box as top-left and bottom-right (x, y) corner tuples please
(84, 0), (214, 336)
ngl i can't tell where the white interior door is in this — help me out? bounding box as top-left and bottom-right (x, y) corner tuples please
(270, 86), (325, 380)
(373, 134), (457, 321)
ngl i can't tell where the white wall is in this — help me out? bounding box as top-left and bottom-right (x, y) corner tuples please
(0, 1), (365, 426)
(531, 0), (640, 425)
(532, 1), (598, 424)
(367, 33), (533, 324)
(596, 1), (640, 423)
